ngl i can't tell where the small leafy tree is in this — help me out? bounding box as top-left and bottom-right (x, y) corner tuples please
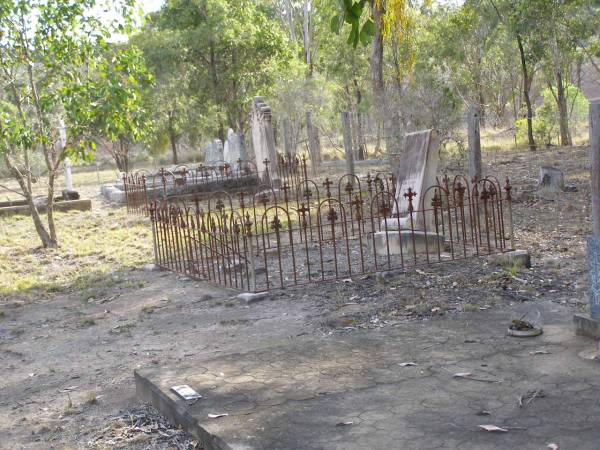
(0, 0), (149, 248)
(516, 84), (589, 147)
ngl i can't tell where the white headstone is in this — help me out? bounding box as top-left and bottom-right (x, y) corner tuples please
(59, 122), (73, 192)
(223, 128), (246, 168)
(203, 139), (223, 165)
(64, 158), (73, 192)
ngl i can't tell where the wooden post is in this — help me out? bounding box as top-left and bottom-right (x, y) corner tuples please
(468, 105), (482, 181)
(588, 100), (600, 319)
(341, 111), (355, 176)
(591, 100), (600, 236)
(282, 117), (293, 159)
(306, 111), (320, 176)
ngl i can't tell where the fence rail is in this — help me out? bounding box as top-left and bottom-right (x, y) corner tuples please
(149, 174), (514, 292)
(123, 156), (311, 215)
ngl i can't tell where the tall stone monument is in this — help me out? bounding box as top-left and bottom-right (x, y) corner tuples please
(249, 97), (279, 186)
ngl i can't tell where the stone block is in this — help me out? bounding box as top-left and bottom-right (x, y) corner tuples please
(370, 230), (445, 256)
(490, 249), (531, 269)
(237, 292), (269, 304)
(0, 198), (91, 217)
(101, 185), (126, 203)
(573, 313), (600, 339)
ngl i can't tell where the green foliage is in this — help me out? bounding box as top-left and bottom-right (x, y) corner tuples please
(139, 0), (293, 139)
(330, 0), (374, 48)
(516, 84), (589, 146)
(0, 0), (146, 162)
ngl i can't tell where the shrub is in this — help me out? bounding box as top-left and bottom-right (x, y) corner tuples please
(516, 84), (589, 147)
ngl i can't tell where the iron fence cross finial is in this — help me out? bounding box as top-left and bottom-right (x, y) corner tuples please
(323, 178), (333, 198)
(404, 188), (417, 214)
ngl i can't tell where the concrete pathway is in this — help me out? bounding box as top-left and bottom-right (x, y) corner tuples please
(136, 302), (600, 450)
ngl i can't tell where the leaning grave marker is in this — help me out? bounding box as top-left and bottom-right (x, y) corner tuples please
(375, 129), (442, 255)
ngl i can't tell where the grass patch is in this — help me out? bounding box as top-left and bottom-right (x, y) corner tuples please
(141, 304), (155, 314)
(80, 317), (96, 327)
(85, 392), (98, 405)
(0, 201), (153, 301)
(502, 260), (523, 279)
(0, 308), (5, 318)
(463, 303), (480, 312)
(63, 394), (75, 415)
(111, 322), (136, 334)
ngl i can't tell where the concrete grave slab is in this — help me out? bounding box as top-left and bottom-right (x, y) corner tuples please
(370, 230), (445, 255)
(136, 302), (600, 450)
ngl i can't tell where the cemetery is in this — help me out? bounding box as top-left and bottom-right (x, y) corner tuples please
(2, 1), (600, 449)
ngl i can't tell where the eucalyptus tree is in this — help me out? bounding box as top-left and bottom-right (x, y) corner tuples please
(153, 0), (293, 140)
(131, 28), (195, 164)
(0, 0), (151, 248)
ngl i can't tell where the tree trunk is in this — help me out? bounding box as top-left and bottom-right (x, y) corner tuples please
(3, 152), (55, 248)
(303, 0), (312, 76)
(168, 115), (178, 164)
(517, 35), (536, 151)
(353, 79), (366, 160)
(473, 56), (486, 128)
(555, 68), (572, 146)
(370, 1), (386, 148)
(286, 0), (296, 41)
(170, 131), (178, 165)
(46, 168), (58, 245)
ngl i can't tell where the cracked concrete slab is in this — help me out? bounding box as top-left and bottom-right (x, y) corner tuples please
(136, 302), (600, 449)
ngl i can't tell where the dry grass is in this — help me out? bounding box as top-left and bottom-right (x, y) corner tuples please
(0, 202), (153, 301)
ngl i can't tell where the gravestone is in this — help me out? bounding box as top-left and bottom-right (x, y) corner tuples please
(249, 97), (279, 185)
(392, 129), (440, 226)
(376, 129), (440, 254)
(203, 139), (223, 165)
(223, 128), (246, 168)
(373, 130), (444, 254)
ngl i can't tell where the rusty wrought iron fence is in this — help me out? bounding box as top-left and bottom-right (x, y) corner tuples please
(123, 156), (311, 215)
(148, 174), (514, 292)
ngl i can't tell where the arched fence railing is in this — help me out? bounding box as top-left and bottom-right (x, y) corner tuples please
(148, 174), (514, 292)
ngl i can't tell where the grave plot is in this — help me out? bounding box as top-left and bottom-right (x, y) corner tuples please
(119, 155), (309, 215)
(149, 172), (513, 292)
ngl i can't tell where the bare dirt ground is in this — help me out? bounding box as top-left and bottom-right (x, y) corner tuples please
(0, 145), (594, 449)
